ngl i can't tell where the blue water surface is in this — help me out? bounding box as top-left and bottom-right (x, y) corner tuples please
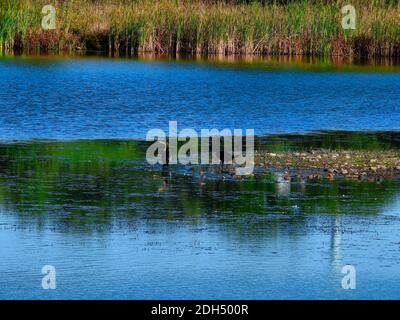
(0, 56), (399, 140)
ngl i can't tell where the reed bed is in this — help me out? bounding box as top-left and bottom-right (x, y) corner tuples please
(1, 0), (400, 57)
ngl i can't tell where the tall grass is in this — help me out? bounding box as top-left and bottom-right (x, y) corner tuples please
(1, 0), (400, 57)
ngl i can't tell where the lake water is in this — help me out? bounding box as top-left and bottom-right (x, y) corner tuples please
(0, 56), (400, 299)
(1, 56), (400, 140)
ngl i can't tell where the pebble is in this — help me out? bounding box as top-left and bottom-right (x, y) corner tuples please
(255, 148), (400, 181)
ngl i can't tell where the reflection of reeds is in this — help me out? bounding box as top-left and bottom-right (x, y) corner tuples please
(1, 0), (400, 57)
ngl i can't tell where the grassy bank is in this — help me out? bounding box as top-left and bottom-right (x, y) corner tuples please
(1, 0), (400, 57)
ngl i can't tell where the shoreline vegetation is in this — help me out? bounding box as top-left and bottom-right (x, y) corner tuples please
(1, 0), (400, 57)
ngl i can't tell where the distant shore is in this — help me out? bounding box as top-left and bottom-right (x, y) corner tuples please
(2, 0), (400, 57)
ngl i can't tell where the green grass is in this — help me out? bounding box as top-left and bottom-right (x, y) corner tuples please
(1, 0), (400, 57)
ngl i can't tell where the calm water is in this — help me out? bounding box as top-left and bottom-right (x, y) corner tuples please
(0, 56), (400, 139)
(0, 56), (400, 299)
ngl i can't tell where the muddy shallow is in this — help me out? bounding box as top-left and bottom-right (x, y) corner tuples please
(255, 149), (400, 181)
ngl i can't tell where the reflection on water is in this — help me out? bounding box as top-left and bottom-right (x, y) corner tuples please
(330, 216), (342, 270)
(258, 131), (400, 151)
(1, 139), (400, 299)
